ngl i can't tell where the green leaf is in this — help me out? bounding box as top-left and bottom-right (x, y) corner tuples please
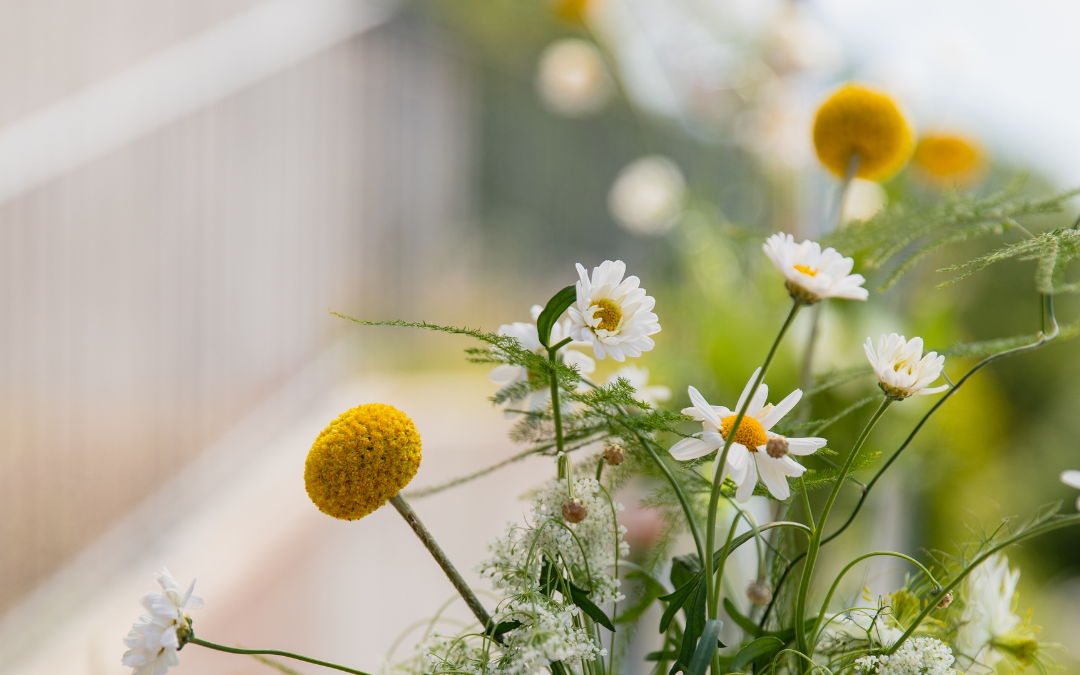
(670, 554), (702, 590)
(550, 661), (569, 675)
(939, 226), (1080, 294)
(486, 620), (522, 637)
(645, 650), (681, 662)
(722, 598), (763, 639)
(536, 285), (577, 347)
(539, 558), (559, 597)
(568, 581), (616, 632)
(671, 578), (710, 675)
(730, 637), (784, 674)
(687, 619), (724, 675)
(659, 580), (697, 633)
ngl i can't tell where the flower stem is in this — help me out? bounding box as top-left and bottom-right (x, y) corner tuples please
(703, 300), (802, 624)
(793, 396), (891, 659)
(549, 347), (568, 480)
(190, 638), (371, 675)
(389, 494), (495, 635)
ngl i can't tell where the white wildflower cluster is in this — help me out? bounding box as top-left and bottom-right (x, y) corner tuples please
(382, 634), (498, 675)
(854, 637), (955, 675)
(494, 595), (603, 675)
(479, 477), (628, 605)
(121, 569), (204, 675)
(817, 609), (903, 652)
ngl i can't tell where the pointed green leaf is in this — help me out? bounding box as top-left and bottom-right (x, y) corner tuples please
(536, 285), (576, 347)
(671, 577), (710, 675)
(723, 598), (763, 639)
(659, 577), (698, 633)
(730, 637), (783, 673)
(687, 619), (724, 675)
(568, 581), (616, 632)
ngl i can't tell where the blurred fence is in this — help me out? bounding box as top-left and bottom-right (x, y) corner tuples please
(0, 3), (474, 614)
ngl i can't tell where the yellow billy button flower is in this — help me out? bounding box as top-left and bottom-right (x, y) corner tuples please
(304, 403), (422, 520)
(763, 232), (869, 304)
(913, 133), (986, 186)
(864, 334), (947, 400)
(670, 368), (827, 502)
(813, 83), (913, 182)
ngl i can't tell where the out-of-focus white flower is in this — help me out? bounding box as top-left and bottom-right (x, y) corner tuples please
(536, 39), (611, 117)
(841, 179), (888, 224)
(854, 637), (954, 675)
(568, 260), (661, 362)
(607, 365), (671, 407)
(1061, 470), (1080, 510)
(670, 368), (826, 502)
(864, 334), (947, 400)
(490, 305), (595, 415)
(122, 569), (204, 675)
(763, 233), (869, 304)
(607, 156), (685, 235)
(957, 554), (1023, 670)
(766, 4), (843, 76)
(817, 608), (904, 651)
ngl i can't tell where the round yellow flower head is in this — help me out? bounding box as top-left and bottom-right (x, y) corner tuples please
(813, 83), (913, 182)
(304, 403), (422, 520)
(913, 133), (985, 185)
(555, 0), (591, 24)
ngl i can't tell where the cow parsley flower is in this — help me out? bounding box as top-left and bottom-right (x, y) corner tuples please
(122, 569), (204, 675)
(489, 305), (596, 414)
(1061, 470), (1080, 510)
(478, 477), (626, 605)
(957, 554), (1035, 671)
(607, 365), (671, 407)
(568, 260), (661, 362)
(763, 233), (869, 304)
(854, 637), (955, 675)
(494, 597), (603, 675)
(865, 334), (947, 400)
(670, 369), (827, 502)
(817, 608), (904, 651)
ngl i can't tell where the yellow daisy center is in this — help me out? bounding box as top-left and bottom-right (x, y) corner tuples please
(591, 299), (623, 331)
(720, 415), (768, 451)
(793, 264), (819, 277)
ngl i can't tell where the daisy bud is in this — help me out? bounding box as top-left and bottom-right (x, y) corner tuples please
(747, 580), (773, 606)
(562, 498), (589, 523)
(936, 591), (953, 609)
(766, 436), (789, 459)
(864, 334), (947, 400)
(304, 404), (422, 521)
(603, 444), (625, 466)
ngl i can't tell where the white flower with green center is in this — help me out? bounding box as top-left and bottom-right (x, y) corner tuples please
(864, 334), (947, 400)
(669, 368), (827, 502)
(122, 568), (204, 675)
(607, 365), (671, 407)
(490, 305), (595, 414)
(1061, 470), (1080, 510)
(957, 554), (1034, 671)
(568, 260), (661, 362)
(763, 232), (869, 304)
(854, 637), (954, 675)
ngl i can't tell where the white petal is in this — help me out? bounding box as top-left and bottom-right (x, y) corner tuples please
(786, 437), (827, 456)
(757, 458), (791, 501)
(735, 368), (762, 413)
(1061, 470), (1080, 490)
(688, 386), (722, 428)
(670, 437), (717, 461)
(735, 460), (757, 503)
(760, 389), (802, 429)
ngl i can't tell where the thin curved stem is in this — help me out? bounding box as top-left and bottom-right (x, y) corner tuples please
(549, 347), (568, 479)
(191, 638), (371, 675)
(809, 551), (940, 647)
(635, 431), (707, 565)
(793, 397), (892, 658)
(705, 301), (802, 623)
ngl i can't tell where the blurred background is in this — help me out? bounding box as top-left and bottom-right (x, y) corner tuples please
(0, 0), (1078, 673)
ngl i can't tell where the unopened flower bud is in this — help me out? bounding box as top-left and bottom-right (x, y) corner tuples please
(936, 591), (953, 609)
(603, 444), (625, 466)
(563, 498), (588, 523)
(766, 436), (789, 459)
(747, 580), (773, 606)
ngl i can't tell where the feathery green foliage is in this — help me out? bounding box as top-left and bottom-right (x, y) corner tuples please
(939, 226), (1080, 293)
(823, 176), (1079, 290)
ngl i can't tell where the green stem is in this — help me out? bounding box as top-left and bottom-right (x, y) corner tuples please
(549, 346), (568, 480)
(635, 431), (707, 565)
(704, 300), (802, 623)
(389, 495), (495, 635)
(793, 396), (892, 658)
(190, 638), (370, 675)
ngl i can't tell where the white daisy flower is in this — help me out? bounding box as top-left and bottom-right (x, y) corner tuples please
(568, 260), (661, 362)
(489, 305), (595, 414)
(669, 368), (827, 502)
(762, 232), (869, 304)
(122, 568), (204, 675)
(956, 554), (1027, 671)
(607, 365), (672, 407)
(1061, 470), (1080, 510)
(864, 334), (947, 400)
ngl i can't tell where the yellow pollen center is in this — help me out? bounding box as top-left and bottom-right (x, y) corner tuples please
(720, 415), (768, 451)
(592, 299), (623, 331)
(793, 264), (819, 277)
